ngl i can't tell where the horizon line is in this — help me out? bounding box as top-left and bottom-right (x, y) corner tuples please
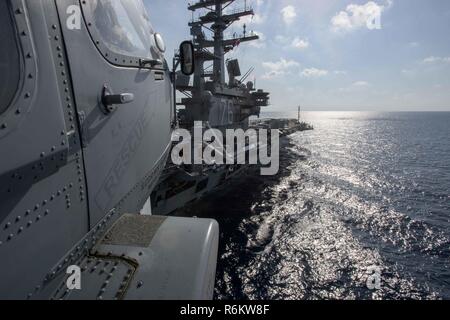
(263, 109), (450, 112)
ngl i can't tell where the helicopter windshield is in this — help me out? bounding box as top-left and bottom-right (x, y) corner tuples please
(89, 0), (157, 60)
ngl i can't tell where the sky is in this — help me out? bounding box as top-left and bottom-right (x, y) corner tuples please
(146, 0), (450, 111)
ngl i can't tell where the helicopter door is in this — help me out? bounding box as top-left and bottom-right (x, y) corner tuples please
(56, 0), (172, 226)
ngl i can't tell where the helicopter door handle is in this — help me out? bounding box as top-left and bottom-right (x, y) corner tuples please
(101, 84), (134, 114)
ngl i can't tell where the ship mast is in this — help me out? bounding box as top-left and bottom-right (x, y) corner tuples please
(188, 0), (258, 85)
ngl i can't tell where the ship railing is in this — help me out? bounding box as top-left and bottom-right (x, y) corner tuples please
(224, 6), (254, 15)
(230, 30), (257, 39)
(190, 6), (254, 24)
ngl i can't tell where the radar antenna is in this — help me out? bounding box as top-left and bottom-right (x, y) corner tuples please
(188, 0), (259, 85)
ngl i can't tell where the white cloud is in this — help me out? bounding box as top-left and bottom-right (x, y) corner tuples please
(281, 5), (297, 25)
(275, 35), (289, 45)
(331, 1), (391, 33)
(423, 56), (440, 63)
(331, 11), (354, 32)
(401, 69), (415, 76)
(423, 56), (450, 63)
(291, 37), (309, 50)
(241, 13), (265, 25)
(262, 58), (300, 71)
(334, 70), (348, 75)
(352, 81), (370, 87)
(301, 68), (328, 78)
(263, 62), (330, 79)
(275, 36), (310, 50)
(409, 42), (419, 47)
(262, 58), (300, 79)
(337, 81), (371, 93)
(249, 31), (266, 48)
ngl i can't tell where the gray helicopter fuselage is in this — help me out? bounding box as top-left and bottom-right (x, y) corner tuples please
(0, 0), (218, 300)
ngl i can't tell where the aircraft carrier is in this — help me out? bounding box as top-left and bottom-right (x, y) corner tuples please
(151, 0), (313, 215)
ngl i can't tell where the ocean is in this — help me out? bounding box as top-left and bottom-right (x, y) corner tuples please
(179, 112), (450, 300)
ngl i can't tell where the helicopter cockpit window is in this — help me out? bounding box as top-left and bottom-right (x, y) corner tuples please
(0, 1), (20, 115)
(87, 0), (158, 61)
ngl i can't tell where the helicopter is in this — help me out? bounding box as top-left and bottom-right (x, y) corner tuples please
(0, 0), (218, 300)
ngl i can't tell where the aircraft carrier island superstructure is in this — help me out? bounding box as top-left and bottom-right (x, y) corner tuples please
(178, 0), (270, 129)
(151, 0), (272, 215)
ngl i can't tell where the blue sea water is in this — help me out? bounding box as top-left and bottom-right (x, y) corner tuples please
(182, 112), (450, 299)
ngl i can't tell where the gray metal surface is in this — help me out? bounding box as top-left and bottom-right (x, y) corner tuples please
(56, 0), (173, 226)
(0, 0), (210, 300)
(46, 214), (218, 300)
(102, 214), (167, 247)
(94, 214), (219, 300)
(0, 0), (20, 115)
(51, 256), (136, 300)
(0, 0), (89, 299)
